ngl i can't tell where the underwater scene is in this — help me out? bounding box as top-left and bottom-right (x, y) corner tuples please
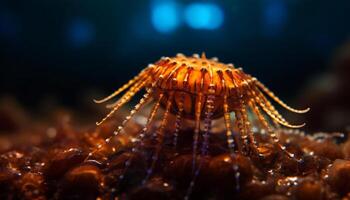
(0, 1), (350, 199)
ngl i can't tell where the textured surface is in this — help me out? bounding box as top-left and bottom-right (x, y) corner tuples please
(0, 102), (349, 200)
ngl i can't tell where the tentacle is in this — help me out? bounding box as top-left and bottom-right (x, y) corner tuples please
(250, 82), (305, 129)
(234, 110), (246, 153)
(173, 92), (185, 150)
(231, 77), (260, 154)
(248, 100), (273, 156)
(243, 81), (281, 128)
(226, 70), (248, 152)
(255, 80), (310, 113)
(238, 98), (259, 155)
(141, 92), (164, 147)
(250, 99), (300, 161)
(223, 95), (237, 154)
(192, 92), (203, 172)
(142, 92), (173, 184)
(221, 70), (243, 191)
(252, 86), (289, 124)
(94, 68), (150, 104)
(223, 95), (242, 191)
(86, 90), (153, 161)
(105, 63), (166, 109)
(96, 78), (149, 126)
(115, 91), (164, 187)
(202, 93), (215, 155)
(185, 86), (215, 200)
(105, 76), (150, 109)
(255, 95), (305, 129)
(236, 82), (260, 171)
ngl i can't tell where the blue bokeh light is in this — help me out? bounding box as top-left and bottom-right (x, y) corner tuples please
(0, 11), (18, 39)
(184, 3), (224, 30)
(67, 18), (95, 47)
(151, 1), (180, 33)
(262, 0), (287, 36)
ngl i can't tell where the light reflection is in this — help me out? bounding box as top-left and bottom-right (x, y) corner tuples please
(151, 0), (180, 33)
(184, 3), (224, 30)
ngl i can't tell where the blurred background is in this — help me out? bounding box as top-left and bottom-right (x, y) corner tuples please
(0, 0), (349, 132)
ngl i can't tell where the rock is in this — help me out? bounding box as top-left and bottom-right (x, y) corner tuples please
(328, 159), (350, 195)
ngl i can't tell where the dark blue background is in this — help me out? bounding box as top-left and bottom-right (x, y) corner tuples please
(0, 0), (349, 108)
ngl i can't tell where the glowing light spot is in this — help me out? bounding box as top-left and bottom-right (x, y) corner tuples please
(67, 18), (95, 47)
(224, 156), (231, 162)
(151, 1), (180, 33)
(184, 3), (224, 30)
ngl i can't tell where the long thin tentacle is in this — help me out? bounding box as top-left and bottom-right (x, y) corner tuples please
(173, 92), (185, 150)
(142, 92), (173, 184)
(192, 92), (203, 172)
(141, 92), (164, 147)
(185, 86), (215, 200)
(223, 95), (237, 156)
(225, 69), (247, 152)
(238, 99), (259, 155)
(250, 99), (299, 160)
(191, 68), (207, 172)
(221, 70), (243, 191)
(115, 91), (164, 187)
(185, 67), (214, 199)
(250, 81), (305, 128)
(255, 80), (310, 113)
(96, 78), (150, 126)
(94, 67), (150, 104)
(254, 94), (305, 129)
(250, 86), (305, 161)
(105, 62), (168, 110)
(105, 75), (150, 109)
(223, 95), (241, 191)
(202, 94), (214, 155)
(219, 69), (244, 153)
(236, 79), (259, 152)
(243, 80), (280, 128)
(252, 85), (290, 124)
(86, 90), (153, 161)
